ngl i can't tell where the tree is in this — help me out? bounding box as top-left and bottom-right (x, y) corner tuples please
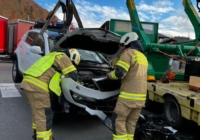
(10, 10), (16, 19)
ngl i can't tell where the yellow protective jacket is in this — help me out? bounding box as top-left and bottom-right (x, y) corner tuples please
(21, 52), (77, 96)
(108, 48), (148, 103)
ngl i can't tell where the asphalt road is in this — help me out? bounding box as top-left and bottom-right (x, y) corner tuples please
(0, 62), (112, 140)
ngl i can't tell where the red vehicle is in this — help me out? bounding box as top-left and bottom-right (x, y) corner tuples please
(7, 19), (34, 58)
(1, 18), (74, 59)
(0, 15), (8, 53)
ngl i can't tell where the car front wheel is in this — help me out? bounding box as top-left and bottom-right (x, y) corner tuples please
(163, 96), (183, 129)
(12, 59), (22, 83)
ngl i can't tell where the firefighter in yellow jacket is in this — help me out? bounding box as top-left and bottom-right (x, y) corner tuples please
(108, 32), (148, 140)
(21, 48), (81, 140)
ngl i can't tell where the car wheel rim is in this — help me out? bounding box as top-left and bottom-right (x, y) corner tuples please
(166, 100), (179, 122)
(13, 62), (17, 79)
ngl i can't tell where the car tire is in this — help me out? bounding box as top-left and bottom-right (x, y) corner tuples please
(12, 59), (22, 83)
(163, 96), (183, 129)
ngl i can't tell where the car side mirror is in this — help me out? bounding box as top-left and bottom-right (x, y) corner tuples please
(30, 46), (43, 54)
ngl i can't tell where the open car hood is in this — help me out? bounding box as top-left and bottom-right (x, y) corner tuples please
(52, 28), (122, 61)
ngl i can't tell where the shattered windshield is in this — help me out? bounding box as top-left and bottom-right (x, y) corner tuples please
(77, 49), (108, 64)
(48, 36), (108, 64)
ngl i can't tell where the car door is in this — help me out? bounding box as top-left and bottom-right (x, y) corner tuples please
(16, 33), (26, 73)
(19, 31), (35, 72)
(24, 32), (45, 71)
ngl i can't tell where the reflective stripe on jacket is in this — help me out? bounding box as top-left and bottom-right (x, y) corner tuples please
(24, 52), (64, 77)
(108, 49), (148, 101)
(62, 65), (76, 75)
(23, 76), (49, 92)
(23, 52), (76, 96)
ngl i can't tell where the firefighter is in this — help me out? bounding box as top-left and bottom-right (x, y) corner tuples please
(107, 32), (148, 140)
(21, 48), (81, 140)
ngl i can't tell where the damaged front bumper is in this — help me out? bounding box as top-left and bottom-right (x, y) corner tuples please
(61, 78), (119, 111)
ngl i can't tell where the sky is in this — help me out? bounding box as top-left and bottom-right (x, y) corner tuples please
(33, 0), (200, 39)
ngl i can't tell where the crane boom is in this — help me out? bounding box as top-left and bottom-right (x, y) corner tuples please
(125, 0), (200, 79)
(126, 0), (151, 44)
(126, 0), (200, 57)
(182, 0), (200, 42)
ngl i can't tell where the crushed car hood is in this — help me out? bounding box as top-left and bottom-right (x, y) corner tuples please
(52, 28), (122, 60)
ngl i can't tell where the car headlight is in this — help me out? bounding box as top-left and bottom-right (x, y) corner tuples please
(71, 92), (96, 102)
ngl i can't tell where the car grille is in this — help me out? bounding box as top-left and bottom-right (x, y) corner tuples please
(95, 79), (120, 92)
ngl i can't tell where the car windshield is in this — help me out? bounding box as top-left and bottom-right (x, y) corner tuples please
(48, 38), (108, 64)
(77, 49), (108, 64)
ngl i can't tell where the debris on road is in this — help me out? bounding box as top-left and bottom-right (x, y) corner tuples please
(134, 112), (197, 140)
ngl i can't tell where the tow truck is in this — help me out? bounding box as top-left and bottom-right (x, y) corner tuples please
(104, 0), (200, 130)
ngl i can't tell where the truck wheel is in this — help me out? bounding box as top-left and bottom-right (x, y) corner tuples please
(12, 60), (22, 83)
(163, 96), (183, 129)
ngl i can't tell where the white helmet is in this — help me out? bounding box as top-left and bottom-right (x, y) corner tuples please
(69, 48), (81, 65)
(119, 32), (139, 46)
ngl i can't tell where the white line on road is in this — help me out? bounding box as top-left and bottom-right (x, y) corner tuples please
(0, 83), (22, 98)
(1, 90), (21, 98)
(0, 83), (20, 86)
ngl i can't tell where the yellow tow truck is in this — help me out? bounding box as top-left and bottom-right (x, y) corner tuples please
(101, 0), (200, 129)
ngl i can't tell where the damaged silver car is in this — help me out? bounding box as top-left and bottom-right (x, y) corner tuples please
(51, 28), (122, 114)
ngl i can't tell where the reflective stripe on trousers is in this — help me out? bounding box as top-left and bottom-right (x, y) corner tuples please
(32, 123), (36, 129)
(127, 134), (134, 140)
(113, 134), (127, 140)
(23, 76), (49, 92)
(37, 129), (52, 140)
(119, 92), (146, 100)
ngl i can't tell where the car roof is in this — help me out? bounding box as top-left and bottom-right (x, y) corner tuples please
(46, 30), (62, 39)
(29, 28), (62, 39)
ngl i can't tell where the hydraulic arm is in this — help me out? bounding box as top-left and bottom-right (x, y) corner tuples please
(40, 0), (83, 35)
(126, 0), (151, 44)
(182, 0), (200, 42)
(126, 0), (200, 80)
(126, 0), (200, 57)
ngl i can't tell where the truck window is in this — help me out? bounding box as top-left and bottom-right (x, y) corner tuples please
(25, 32), (37, 46)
